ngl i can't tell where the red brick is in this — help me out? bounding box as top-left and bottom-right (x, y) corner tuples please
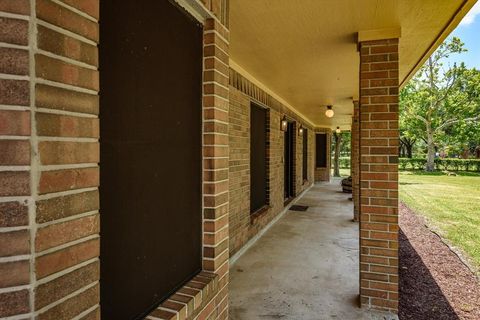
(38, 167), (98, 194)
(370, 113), (398, 121)
(36, 238), (99, 279)
(0, 110), (30, 135)
(0, 260), (29, 287)
(370, 62), (398, 71)
(0, 17), (29, 45)
(36, 190), (99, 223)
(0, 230), (29, 257)
(35, 54), (99, 91)
(37, 25), (98, 66)
(36, 84), (98, 115)
(0, 79), (30, 106)
(0, 140), (30, 165)
(36, 113), (99, 138)
(361, 88), (388, 96)
(370, 45), (398, 54)
(0, 289), (29, 317)
(0, 201), (29, 227)
(0, 171), (30, 196)
(0, 48), (29, 75)
(0, 0), (30, 15)
(370, 79), (397, 87)
(36, 214), (99, 251)
(36, 0), (98, 41)
(35, 260), (99, 309)
(38, 141), (99, 165)
(360, 71), (389, 80)
(370, 96), (398, 104)
(36, 283), (99, 320)
(60, 0), (99, 20)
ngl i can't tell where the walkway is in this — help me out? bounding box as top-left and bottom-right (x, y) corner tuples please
(229, 180), (397, 320)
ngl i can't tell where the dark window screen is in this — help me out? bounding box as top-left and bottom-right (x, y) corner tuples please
(99, 0), (203, 318)
(250, 103), (267, 213)
(302, 129), (308, 180)
(316, 133), (327, 168)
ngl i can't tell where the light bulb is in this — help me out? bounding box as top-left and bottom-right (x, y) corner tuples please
(325, 106), (334, 118)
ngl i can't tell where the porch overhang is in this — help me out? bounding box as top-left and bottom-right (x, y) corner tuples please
(229, 0), (478, 129)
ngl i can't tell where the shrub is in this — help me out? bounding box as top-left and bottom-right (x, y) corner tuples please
(400, 158), (480, 171)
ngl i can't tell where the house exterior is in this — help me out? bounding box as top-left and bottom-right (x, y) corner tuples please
(0, 0), (476, 319)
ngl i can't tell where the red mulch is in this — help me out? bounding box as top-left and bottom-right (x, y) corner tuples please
(399, 202), (480, 320)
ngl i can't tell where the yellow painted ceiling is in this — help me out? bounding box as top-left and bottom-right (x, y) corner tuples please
(229, 0), (476, 129)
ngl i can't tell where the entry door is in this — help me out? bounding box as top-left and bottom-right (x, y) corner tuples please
(99, 0), (203, 319)
(284, 122), (295, 200)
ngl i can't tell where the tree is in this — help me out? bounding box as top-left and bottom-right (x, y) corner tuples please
(333, 132), (342, 177)
(400, 37), (480, 171)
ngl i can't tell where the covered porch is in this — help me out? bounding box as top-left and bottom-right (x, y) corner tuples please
(229, 180), (395, 320)
(0, 0), (477, 319)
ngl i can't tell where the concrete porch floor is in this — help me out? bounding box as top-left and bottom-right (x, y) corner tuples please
(229, 180), (397, 320)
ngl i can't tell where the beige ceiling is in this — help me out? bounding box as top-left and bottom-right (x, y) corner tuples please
(229, 0), (476, 129)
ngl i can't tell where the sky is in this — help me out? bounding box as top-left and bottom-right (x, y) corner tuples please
(446, 2), (480, 69)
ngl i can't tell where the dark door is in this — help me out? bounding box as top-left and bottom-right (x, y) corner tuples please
(302, 129), (308, 181)
(99, 1), (203, 319)
(284, 122), (295, 200)
(250, 104), (267, 213)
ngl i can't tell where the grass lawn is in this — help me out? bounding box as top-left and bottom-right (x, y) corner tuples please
(332, 168), (351, 177)
(399, 170), (480, 271)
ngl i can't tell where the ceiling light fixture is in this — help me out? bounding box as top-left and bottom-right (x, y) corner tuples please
(325, 105), (334, 118)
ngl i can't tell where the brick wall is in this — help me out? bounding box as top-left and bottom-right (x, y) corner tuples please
(228, 69), (314, 256)
(147, 3), (231, 320)
(352, 101), (360, 221)
(358, 38), (399, 313)
(314, 128), (331, 182)
(0, 0), (231, 319)
(0, 0), (100, 318)
(0, 1), (32, 317)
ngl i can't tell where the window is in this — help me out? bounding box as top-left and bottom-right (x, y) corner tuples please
(99, 0), (203, 318)
(250, 103), (268, 213)
(316, 133), (327, 168)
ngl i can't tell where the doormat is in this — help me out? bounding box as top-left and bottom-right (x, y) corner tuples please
(289, 205), (309, 211)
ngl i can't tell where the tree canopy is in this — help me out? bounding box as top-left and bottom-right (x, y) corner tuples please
(400, 37), (480, 170)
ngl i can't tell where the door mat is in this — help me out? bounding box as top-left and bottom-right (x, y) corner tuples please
(289, 205), (309, 211)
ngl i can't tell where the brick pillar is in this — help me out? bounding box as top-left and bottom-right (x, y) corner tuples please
(0, 2), (32, 318)
(352, 101), (360, 222)
(201, 18), (230, 319)
(359, 38), (399, 313)
(1, 1), (100, 318)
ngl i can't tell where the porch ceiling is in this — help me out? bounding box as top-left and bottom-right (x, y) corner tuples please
(229, 0), (477, 129)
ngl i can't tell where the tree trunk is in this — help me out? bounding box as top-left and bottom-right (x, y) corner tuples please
(426, 130), (435, 171)
(406, 143), (413, 158)
(333, 133), (342, 177)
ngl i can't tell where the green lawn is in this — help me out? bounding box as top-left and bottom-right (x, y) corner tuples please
(332, 168), (351, 177)
(399, 171), (480, 271)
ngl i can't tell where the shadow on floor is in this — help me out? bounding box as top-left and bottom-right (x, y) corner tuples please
(399, 229), (459, 320)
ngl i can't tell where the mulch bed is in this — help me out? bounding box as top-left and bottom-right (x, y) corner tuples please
(399, 202), (480, 320)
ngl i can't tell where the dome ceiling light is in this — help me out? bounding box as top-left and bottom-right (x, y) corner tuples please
(325, 105), (334, 118)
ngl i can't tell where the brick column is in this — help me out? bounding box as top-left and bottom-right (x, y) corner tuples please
(0, 2), (32, 318)
(1, 0), (100, 318)
(352, 101), (360, 222)
(200, 18), (230, 319)
(359, 38), (399, 313)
